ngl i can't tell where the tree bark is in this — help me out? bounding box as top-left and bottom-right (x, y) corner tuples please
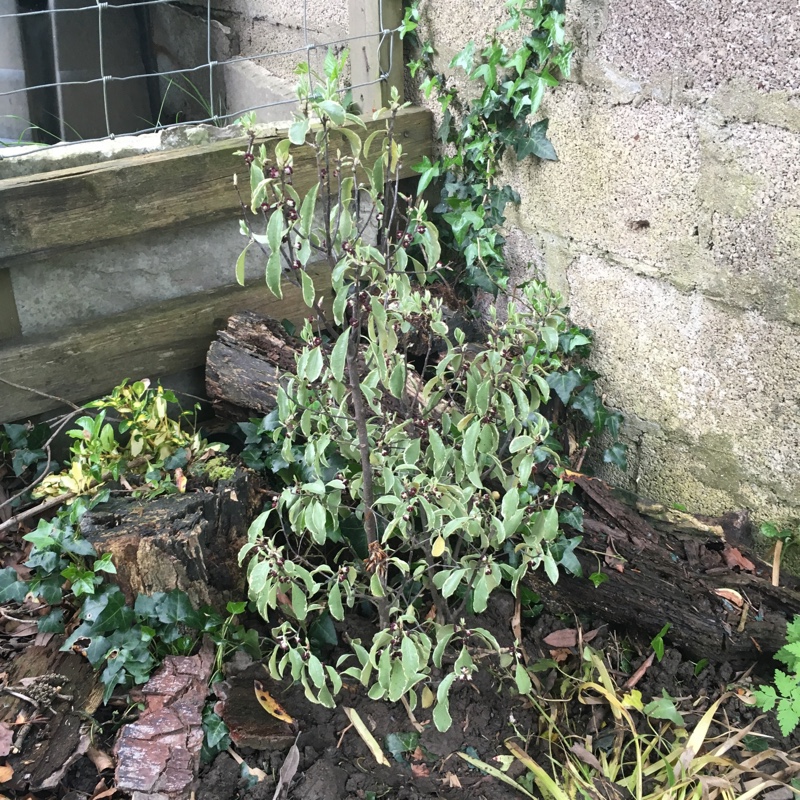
(78, 467), (265, 608)
(206, 310), (434, 421)
(526, 472), (797, 668)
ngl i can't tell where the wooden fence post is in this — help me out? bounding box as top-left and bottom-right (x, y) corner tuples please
(348, 0), (404, 113)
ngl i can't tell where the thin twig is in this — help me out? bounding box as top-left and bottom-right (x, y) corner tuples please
(0, 492), (74, 534)
(0, 377), (82, 411)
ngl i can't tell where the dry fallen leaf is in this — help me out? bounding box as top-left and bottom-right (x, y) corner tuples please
(570, 743), (602, 771)
(87, 745), (114, 773)
(0, 764), (13, 784)
(227, 748), (268, 782)
(174, 468), (187, 494)
(543, 628), (578, 648)
(342, 707), (390, 767)
(254, 680), (294, 724)
(714, 588), (744, 608)
(0, 725), (13, 759)
(723, 547), (755, 572)
(605, 546), (625, 573)
(91, 779), (118, 800)
(411, 762), (430, 778)
(548, 647), (572, 663)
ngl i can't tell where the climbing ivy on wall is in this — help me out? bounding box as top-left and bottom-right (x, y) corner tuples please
(401, 0), (573, 293)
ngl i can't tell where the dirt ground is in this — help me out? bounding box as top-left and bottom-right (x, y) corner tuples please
(1, 586), (796, 800)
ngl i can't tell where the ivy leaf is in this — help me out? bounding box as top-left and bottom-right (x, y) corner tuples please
(450, 41), (476, 73)
(0, 567), (27, 603)
(571, 386), (601, 424)
(155, 590), (200, 628)
(38, 608), (65, 633)
(603, 443), (628, 470)
(203, 709), (231, 751)
(515, 119), (558, 162)
(546, 370), (582, 404)
(644, 690), (685, 726)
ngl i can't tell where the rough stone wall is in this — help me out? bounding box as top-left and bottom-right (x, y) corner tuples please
(419, 0), (800, 524)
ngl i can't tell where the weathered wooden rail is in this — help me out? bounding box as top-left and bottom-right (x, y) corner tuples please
(0, 106), (432, 422)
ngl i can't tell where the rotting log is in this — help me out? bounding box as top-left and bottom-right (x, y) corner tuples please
(0, 637), (103, 793)
(206, 310), (438, 421)
(78, 468), (265, 608)
(0, 106), (432, 264)
(526, 473), (799, 668)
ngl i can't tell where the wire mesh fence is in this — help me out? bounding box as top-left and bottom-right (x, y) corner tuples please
(0, 0), (401, 159)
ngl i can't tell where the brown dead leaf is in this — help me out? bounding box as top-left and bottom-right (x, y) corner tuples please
(0, 724), (13, 758)
(411, 763), (430, 778)
(548, 648), (572, 663)
(605, 546), (625, 573)
(87, 745), (114, 773)
(174, 468), (187, 494)
(411, 746), (426, 762)
(714, 588), (744, 608)
(254, 681), (294, 724)
(570, 743), (602, 771)
(91, 779), (118, 800)
(723, 547), (755, 572)
(544, 628), (579, 648)
(0, 764), (13, 784)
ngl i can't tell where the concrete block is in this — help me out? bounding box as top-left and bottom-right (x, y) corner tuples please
(566, 256), (800, 517)
(507, 84), (713, 292)
(592, 0), (800, 94)
(698, 122), (800, 325)
(0, 0), (31, 143)
(711, 79), (800, 135)
(220, 61), (298, 124)
(150, 3), (233, 125)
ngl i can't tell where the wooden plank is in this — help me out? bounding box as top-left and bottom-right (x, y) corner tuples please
(0, 269), (21, 340)
(348, 0), (405, 113)
(0, 265), (331, 423)
(0, 106), (430, 264)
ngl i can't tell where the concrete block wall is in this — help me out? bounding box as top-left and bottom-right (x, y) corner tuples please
(418, 0), (800, 524)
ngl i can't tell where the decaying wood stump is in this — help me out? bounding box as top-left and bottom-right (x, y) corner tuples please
(78, 467), (265, 608)
(0, 637), (103, 792)
(526, 473), (799, 668)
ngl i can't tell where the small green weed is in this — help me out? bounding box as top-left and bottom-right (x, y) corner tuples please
(754, 615), (800, 736)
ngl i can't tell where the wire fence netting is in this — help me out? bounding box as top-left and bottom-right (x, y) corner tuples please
(0, 0), (398, 159)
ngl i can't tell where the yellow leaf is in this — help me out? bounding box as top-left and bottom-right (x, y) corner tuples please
(254, 680), (294, 724)
(431, 536), (446, 558)
(421, 685), (435, 709)
(174, 468), (187, 494)
(622, 689), (644, 711)
(343, 707), (390, 767)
